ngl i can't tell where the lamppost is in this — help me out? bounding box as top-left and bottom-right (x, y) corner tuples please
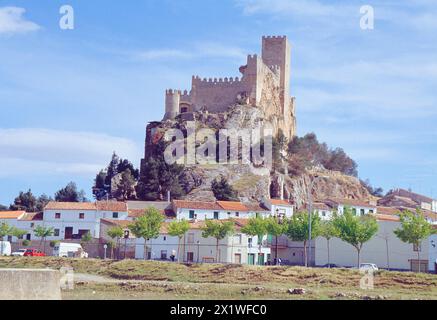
(307, 175), (328, 267)
(274, 209), (284, 265)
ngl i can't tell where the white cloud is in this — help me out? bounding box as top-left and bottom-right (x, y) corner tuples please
(0, 7), (40, 35)
(133, 42), (246, 61)
(0, 128), (141, 177)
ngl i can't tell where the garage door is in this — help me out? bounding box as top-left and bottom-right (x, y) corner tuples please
(410, 260), (428, 273)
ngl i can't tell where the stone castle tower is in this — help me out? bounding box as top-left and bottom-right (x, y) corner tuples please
(163, 36), (297, 140)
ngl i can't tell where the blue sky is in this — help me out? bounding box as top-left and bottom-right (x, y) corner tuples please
(0, 0), (436, 205)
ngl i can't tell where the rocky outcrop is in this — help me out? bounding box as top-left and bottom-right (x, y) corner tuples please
(142, 104), (371, 204)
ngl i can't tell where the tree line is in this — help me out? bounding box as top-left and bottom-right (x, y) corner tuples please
(106, 207), (435, 270)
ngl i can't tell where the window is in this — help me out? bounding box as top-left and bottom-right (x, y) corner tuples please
(163, 236), (167, 241)
(414, 244), (422, 252)
(369, 210), (374, 214)
(161, 250), (167, 260)
(26, 234), (31, 241)
(321, 211), (326, 217)
(187, 233), (195, 244)
(248, 238), (253, 248)
(54, 229), (60, 237)
(234, 234), (242, 245)
(352, 208), (357, 216)
(360, 209), (365, 216)
(235, 212), (240, 217)
(55, 213), (61, 219)
(30, 223), (34, 228)
(79, 213), (85, 219)
(214, 212), (219, 220)
(112, 212), (119, 219)
(189, 210), (195, 219)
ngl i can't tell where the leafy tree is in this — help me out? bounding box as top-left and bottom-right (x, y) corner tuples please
(93, 170), (109, 200)
(318, 220), (339, 268)
(107, 226), (124, 259)
(333, 207), (379, 267)
(167, 220), (190, 263)
(112, 169), (137, 201)
(360, 179), (384, 197)
(285, 212), (321, 267)
(271, 131), (288, 173)
(129, 208), (165, 260)
(323, 148), (358, 177)
(22, 239), (30, 247)
(137, 140), (186, 201)
(10, 189), (38, 212)
(241, 217), (267, 265)
(265, 216), (286, 265)
(93, 152), (140, 200)
(12, 227), (27, 243)
(211, 177), (238, 201)
(287, 133), (358, 177)
(34, 225), (54, 253)
(36, 194), (52, 212)
(55, 182), (87, 202)
(394, 209), (436, 273)
(81, 231), (93, 249)
(0, 223), (13, 255)
(202, 220), (235, 263)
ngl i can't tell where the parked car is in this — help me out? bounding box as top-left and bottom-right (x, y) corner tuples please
(0, 241), (12, 256)
(360, 263), (379, 272)
(23, 249), (46, 257)
(53, 243), (88, 258)
(11, 249), (27, 257)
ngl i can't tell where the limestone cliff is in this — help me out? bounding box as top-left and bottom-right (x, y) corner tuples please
(141, 104), (371, 205)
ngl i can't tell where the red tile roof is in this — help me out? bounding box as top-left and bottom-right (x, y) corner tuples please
(270, 199), (293, 206)
(19, 212), (43, 221)
(97, 201), (127, 212)
(45, 201), (97, 211)
(173, 200), (222, 210)
(100, 219), (132, 228)
(376, 214), (400, 222)
(217, 201), (248, 212)
(326, 198), (375, 208)
(0, 211), (26, 219)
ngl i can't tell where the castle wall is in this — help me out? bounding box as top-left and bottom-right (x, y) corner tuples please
(191, 76), (248, 113)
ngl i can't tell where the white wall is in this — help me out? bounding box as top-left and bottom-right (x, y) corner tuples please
(428, 235), (437, 273)
(135, 230), (271, 265)
(315, 220), (429, 270)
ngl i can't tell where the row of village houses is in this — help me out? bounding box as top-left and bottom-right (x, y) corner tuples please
(1, 190), (437, 272)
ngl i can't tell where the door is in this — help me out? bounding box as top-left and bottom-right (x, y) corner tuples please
(258, 253), (265, 266)
(187, 252), (194, 263)
(248, 254), (255, 265)
(234, 254), (242, 264)
(411, 260), (428, 273)
(64, 227), (73, 240)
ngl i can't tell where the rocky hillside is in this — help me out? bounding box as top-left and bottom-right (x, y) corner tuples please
(143, 103), (372, 205)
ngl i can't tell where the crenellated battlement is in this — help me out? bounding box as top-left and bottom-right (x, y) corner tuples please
(160, 36), (296, 140)
(262, 35), (287, 41)
(192, 75), (243, 87)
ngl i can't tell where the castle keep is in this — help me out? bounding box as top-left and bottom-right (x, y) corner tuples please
(163, 36), (297, 139)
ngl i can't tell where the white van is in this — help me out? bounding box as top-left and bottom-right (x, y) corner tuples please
(0, 241), (11, 256)
(53, 243), (88, 258)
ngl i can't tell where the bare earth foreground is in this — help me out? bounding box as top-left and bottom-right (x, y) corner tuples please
(0, 257), (436, 300)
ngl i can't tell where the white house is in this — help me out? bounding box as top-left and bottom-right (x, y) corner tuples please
(134, 219), (272, 265)
(42, 201), (128, 240)
(315, 213), (437, 272)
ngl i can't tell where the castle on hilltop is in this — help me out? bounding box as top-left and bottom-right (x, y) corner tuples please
(163, 36), (297, 140)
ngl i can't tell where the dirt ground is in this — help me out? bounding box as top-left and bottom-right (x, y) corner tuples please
(1, 257), (436, 300)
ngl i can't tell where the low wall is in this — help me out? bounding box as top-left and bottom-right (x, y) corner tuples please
(0, 269), (61, 300)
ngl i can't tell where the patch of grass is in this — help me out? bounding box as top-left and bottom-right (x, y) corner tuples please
(2, 257), (437, 300)
(232, 174), (262, 192)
